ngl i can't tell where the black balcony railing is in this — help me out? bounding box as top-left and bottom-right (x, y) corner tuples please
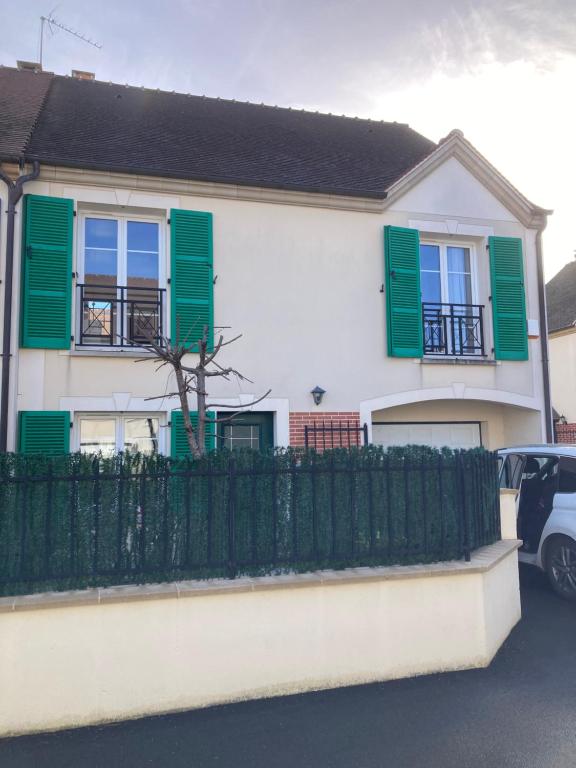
(77, 284), (165, 347)
(422, 302), (485, 357)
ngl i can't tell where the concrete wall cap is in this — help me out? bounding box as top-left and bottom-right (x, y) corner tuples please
(0, 540), (521, 613)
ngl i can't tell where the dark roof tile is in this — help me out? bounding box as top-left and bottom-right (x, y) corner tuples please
(1, 68), (436, 197)
(0, 67), (53, 160)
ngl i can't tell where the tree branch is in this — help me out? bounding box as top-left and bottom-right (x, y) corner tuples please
(206, 389), (272, 410)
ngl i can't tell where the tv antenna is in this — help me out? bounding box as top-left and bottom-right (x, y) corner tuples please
(39, 13), (102, 69)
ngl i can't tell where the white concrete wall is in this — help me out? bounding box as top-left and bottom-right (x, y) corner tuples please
(549, 330), (576, 422)
(7, 154), (548, 449)
(0, 541), (520, 736)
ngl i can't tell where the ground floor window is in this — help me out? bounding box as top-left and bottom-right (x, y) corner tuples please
(217, 412), (274, 452)
(77, 414), (162, 456)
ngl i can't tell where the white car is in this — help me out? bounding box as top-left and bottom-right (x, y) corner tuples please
(499, 444), (576, 601)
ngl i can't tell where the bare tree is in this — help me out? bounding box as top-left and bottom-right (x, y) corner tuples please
(137, 324), (270, 457)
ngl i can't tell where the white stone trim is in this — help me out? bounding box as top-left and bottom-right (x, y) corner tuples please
(60, 393), (178, 415)
(384, 131), (550, 228)
(37, 164), (384, 214)
(360, 385), (542, 436)
(408, 218), (494, 238)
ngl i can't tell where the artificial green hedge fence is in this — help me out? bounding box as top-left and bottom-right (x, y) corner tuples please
(0, 445), (500, 597)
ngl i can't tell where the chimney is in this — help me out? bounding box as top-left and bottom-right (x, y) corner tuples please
(71, 69), (95, 81)
(17, 60), (42, 72)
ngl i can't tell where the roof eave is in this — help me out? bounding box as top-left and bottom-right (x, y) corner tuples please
(23, 153), (389, 200)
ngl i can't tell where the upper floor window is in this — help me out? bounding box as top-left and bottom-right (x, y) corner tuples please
(420, 242), (485, 357)
(77, 214), (165, 348)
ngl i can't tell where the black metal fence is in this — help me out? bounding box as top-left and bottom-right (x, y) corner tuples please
(77, 283), (165, 347)
(422, 302), (485, 357)
(304, 422), (369, 449)
(0, 447), (501, 597)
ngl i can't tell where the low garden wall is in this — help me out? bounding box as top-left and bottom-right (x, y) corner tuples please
(0, 538), (520, 737)
(0, 448), (518, 736)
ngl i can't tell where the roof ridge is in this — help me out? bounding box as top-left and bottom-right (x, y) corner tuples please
(50, 72), (409, 128)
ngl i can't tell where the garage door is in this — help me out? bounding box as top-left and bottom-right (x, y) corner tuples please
(372, 422), (481, 449)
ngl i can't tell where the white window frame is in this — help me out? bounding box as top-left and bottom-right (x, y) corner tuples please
(74, 412), (167, 454)
(420, 240), (479, 307)
(76, 211), (166, 348)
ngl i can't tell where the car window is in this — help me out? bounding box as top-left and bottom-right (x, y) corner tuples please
(499, 454), (525, 489)
(521, 455), (558, 482)
(558, 457), (576, 493)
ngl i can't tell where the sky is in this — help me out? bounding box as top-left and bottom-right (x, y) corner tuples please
(1, 0), (574, 278)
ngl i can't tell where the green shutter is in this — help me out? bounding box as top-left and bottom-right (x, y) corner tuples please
(21, 195), (73, 349)
(18, 411), (70, 454)
(489, 236), (528, 361)
(170, 209), (214, 351)
(170, 409), (216, 457)
(384, 225), (423, 357)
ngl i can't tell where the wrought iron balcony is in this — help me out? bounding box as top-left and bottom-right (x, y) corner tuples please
(77, 284), (165, 347)
(422, 302), (485, 357)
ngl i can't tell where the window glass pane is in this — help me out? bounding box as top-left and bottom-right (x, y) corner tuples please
(420, 244), (440, 271)
(421, 271), (442, 303)
(85, 218), (118, 250)
(127, 222), (159, 291)
(127, 222), (159, 252)
(222, 424), (260, 450)
(124, 417), (159, 455)
(447, 246), (470, 273)
(559, 457), (576, 493)
(448, 273), (472, 304)
(127, 252), (159, 284)
(85, 249), (118, 283)
(499, 454), (525, 489)
(79, 419), (116, 456)
(84, 219), (118, 290)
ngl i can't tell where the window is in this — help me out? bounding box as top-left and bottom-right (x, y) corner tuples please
(420, 242), (484, 357)
(559, 457), (576, 493)
(420, 244), (474, 305)
(77, 213), (165, 347)
(217, 412), (274, 452)
(77, 414), (162, 455)
(221, 424), (261, 450)
(499, 453), (525, 490)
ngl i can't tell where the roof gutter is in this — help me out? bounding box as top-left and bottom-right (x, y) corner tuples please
(0, 160), (40, 452)
(535, 222), (554, 443)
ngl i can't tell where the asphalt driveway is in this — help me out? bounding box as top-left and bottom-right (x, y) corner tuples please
(2, 564), (576, 768)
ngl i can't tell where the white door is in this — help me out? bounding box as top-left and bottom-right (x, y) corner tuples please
(372, 422), (481, 449)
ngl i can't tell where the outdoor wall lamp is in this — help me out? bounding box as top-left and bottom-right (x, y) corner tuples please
(310, 386), (326, 406)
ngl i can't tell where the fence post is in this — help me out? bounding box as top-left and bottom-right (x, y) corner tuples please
(116, 455), (124, 572)
(227, 456), (237, 579)
(69, 460), (78, 577)
(92, 456), (101, 576)
(291, 452), (298, 563)
(162, 459), (170, 568)
(44, 460), (53, 578)
(457, 453), (471, 562)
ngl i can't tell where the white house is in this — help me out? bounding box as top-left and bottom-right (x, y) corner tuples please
(0, 64), (553, 456)
(546, 260), (576, 434)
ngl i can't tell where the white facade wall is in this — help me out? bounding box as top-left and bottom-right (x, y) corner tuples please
(6, 154), (548, 450)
